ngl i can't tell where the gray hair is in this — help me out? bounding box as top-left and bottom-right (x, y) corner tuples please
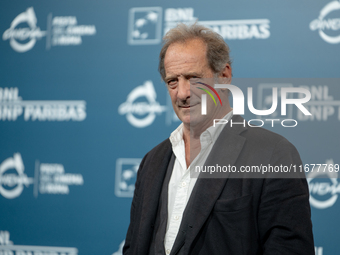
(159, 23), (232, 81)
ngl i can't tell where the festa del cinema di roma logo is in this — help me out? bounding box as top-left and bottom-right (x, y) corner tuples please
(2, 7), (46, 52)
(0, 153), (32, 199)
(0, 153), (84, 199)
(310, 0), (340, 44)
(2, 7), (96, 52)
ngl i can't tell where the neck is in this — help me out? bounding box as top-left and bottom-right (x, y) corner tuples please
(182, 106), (232, 167)
(182, 106), (232, 142)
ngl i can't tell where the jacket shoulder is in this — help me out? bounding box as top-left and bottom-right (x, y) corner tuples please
(147, 138), (171, 157)
(241, 125), (295, 151)
(137, 138), (172, 175)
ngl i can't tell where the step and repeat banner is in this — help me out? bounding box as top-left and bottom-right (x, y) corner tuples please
(1, 0), (339, 254)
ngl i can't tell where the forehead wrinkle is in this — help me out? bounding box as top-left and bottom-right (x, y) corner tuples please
(164, 57), (208, 78)
(164, 39), (210, 79)
(165, 71), (203, 82)
(165, 67), (205, 82)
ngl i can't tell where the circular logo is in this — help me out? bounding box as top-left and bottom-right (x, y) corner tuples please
(310, 1), (340, 44)
(118, 81), (166, 128)
(307, 162), (339, 209)
(2, 7), (46, 52)
(0, 153), (32, 199)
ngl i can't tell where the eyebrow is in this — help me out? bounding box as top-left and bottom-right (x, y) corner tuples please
(164, 75), (177, 82)
(165, 72), (202, 82)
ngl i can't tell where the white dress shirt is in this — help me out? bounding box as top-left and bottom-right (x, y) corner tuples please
(164, 111), (233, 254)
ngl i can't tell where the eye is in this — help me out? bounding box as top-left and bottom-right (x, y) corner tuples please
(167, 79), (177, 88)
(190, 77), (200, 85)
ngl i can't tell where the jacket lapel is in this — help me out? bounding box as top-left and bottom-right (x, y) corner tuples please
(171, 115), (248, 254)
(137, 140), (173, 254)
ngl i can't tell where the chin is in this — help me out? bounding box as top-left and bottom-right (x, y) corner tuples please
(188, 115), (205, 127)
(179, 115), (191, 126)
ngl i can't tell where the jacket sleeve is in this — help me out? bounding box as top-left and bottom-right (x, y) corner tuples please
(123, 152), (149, 255)
(258, 138), (315, 255)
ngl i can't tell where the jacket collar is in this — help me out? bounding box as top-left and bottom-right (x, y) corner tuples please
(170, 115), (248, 254)
(137, 140), (173, 255)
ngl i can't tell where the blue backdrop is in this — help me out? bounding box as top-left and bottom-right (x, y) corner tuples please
(1, 0), (339, 254)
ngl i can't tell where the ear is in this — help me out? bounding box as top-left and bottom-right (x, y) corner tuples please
(219, 64), (232, 91)
(221, 64), (232, 79)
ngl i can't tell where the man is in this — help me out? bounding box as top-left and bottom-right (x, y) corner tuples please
(123, 23), (314, 255)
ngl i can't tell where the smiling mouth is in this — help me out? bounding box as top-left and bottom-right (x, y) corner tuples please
(180, 104), (198, 108)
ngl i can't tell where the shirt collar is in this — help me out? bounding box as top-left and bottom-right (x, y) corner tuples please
(169, 110), (233, 147)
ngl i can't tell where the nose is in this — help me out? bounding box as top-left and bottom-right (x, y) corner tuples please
(177, 78), (191, 101)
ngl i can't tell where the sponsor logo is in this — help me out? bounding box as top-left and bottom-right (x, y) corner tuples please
(0, 230), (78, 254)
(115, 158), (141, 197)
(48, 14), (96, 49)
(118, 81), (168, 128)
(128, 7), (270, 45)
(297, 85), (340, 122)
(0, 153), (33, 199)
(0, 153), (84, 199)
(0, 87), (86, 121)
(2, 7), (46, 53)
(307, 159), (340, 209)
(3, 7), (96, 52)
(310, 1), (340, 44)
(163, 8), (197, 35)
(128, 7), (162, 45)
(197, 19), (270, 40)
(36, 162), (84, 197)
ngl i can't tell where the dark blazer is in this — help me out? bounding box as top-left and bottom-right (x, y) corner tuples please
(123, 115), (314, 255)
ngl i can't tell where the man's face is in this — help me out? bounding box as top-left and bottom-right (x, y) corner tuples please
(164, 38), (223, 128)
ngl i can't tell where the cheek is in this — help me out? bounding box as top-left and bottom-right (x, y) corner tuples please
(168, 90), (177, 101)
(190, 90), (203, 100)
